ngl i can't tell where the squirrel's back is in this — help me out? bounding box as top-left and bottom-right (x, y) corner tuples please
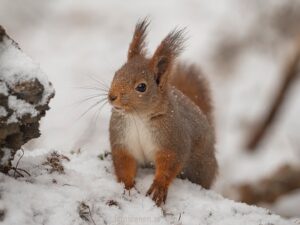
(169, 64), (213, 124)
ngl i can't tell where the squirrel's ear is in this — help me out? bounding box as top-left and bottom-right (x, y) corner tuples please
(127, 18), (150, 60)
(150, 28), (185, 87)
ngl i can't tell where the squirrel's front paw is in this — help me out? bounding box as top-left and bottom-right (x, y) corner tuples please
(146, 181), (168, 206)
(123, 180), (135, 190)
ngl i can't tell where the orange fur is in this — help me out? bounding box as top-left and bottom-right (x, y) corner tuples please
(146, 150), (182, 206)
(112, 149), (137, 189)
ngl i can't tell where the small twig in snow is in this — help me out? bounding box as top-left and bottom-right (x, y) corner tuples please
(12, 148), (31, 178)
(78, 202), (96, 225)
(13, 148), (24, 177)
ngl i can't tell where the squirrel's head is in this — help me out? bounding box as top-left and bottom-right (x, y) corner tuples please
(108, 18), (185, 114)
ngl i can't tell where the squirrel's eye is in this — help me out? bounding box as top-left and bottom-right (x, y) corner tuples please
(135, 83), (147, 92)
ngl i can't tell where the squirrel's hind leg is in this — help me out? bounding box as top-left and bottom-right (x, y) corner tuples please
(112, 149), (137, 190)
(181, 146), (218, 189)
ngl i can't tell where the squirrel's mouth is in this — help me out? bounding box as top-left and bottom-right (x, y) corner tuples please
(113, 106), (122, 110)
(112, 106), (126, 113)
(109, 100), (131, 113)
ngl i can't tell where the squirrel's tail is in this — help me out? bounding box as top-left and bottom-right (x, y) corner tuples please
(169, 64), (214, 124)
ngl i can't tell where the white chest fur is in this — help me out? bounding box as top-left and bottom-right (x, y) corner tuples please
(123, 115), (157, 164)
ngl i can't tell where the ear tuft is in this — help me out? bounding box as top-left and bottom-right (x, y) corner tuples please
(128, 17), (150, 60)
(150, 28), (186, 86)
(160, 28), (186, 59)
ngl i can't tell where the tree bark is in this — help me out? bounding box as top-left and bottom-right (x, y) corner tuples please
(0, 25), (54, 173)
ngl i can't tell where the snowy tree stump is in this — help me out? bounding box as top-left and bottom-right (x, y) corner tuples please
(0, 25), (54, 173)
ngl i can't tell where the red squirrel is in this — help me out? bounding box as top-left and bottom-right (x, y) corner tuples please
(108, 18), (218, 206)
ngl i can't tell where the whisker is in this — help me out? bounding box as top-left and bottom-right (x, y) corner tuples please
(89, 100), (109, 132)
(75, 94), (107, 105)
(87, 74), (110, 89)
(77, 98), (107, 120)
(94, 100), (109, 125)
(73, 86), (109, 93)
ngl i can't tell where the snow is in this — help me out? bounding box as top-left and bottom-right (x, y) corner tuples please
(0, 148), (11, 166)
(8, 96), (38, 118)
(0, 0), (299, 224)
(6, 113), (17, 124)
(0, 149), (294, 225)
(0, 36), (54, 106)
(0, 82), (8, 96)
(0, 106), (7, 117)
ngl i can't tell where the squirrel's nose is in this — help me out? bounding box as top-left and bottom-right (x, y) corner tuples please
(108, 94), (118, 102)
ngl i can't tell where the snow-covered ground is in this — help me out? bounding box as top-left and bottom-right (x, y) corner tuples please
(0, 0), (300, 224)
(0, 149), (295, 225)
